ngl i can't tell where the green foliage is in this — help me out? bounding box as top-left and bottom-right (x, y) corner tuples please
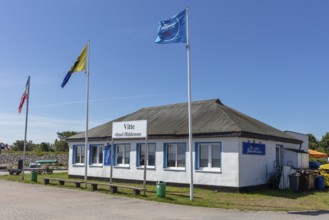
(319, 132), (329, 154)
(308, 133), (318, 150)
(2, 151), (67, 156)
(12, 140), (35, 151)
(57, 131), (78, 141)
(12, 131), (78, 153)
(53, 131), (78, 152)
(33, 142), (53, 152)
(308, 132), (329, 154)
(54, 140), (69, 152)
(309, 157), (327, 164)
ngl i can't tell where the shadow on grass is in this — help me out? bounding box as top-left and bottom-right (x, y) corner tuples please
(243, 188), (328, 199)
(166, 192), (202, 199)
(289, 210), (329, 216)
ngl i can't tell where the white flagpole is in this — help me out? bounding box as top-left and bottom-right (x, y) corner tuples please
(186, 7), (193, 201)
(143, 123), (148, 194)
(84, 41), (90, 188)
(110, 138), (114, 184)
(21, 76), (30, 181)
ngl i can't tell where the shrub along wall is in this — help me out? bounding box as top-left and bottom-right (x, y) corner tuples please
(0, 153), (68, 166)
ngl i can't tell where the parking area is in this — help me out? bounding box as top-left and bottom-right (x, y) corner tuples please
(0, 179), (328, 220)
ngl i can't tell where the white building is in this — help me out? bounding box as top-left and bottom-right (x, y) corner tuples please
(67, 99), (306, 192)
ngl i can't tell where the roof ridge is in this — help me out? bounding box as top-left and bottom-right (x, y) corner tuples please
(215, 104), (242, 131)
(140, 98), (220, 110)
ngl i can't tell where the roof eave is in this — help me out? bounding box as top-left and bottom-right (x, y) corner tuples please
(67, 131), (302, 144)
(239, 131), (303, 144)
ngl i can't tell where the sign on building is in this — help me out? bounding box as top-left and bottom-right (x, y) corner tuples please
(112, 120), (147, 139)
(242, 142), (266, 155)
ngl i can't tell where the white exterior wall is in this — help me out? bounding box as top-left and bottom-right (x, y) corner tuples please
(193, 138), (240, 187)
(284, 149), (298, 167)
(69, 137), (240, 187)
(238, 139), (300, 187)
(285, 131), (308, 152)
(69, 137), (299, 188)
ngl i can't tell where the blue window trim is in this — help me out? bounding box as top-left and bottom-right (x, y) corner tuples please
(195, 142), (222, 171)
(88, 145), (92, 165)
(163, 142), (187, 169)
(72, 144), (84, 165)
(89, 144), (104, 166)
(194, 143), (198, 170)
(136, 143), (156, 167)
(72, 145), (76, 164)
(136, 144), (138, 167)
(163, 143), (166, 168)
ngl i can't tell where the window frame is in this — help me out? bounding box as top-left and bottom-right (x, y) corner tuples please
(72, 144), (85, 165)
(115, 143), (130, 168)
(163, 142), (186, 170)
(136, 143), (156, 169)
(195, 142), (221, 172)
(89, 144), (104, 166)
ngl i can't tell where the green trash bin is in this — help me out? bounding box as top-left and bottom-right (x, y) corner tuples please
(31, 171), (38, 182)
(156, 181), (166, 198)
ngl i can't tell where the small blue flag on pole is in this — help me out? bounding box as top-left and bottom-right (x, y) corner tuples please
(155, 9), (186, 44)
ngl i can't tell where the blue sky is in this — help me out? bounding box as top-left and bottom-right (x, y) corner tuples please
(1, 0), (329, 144)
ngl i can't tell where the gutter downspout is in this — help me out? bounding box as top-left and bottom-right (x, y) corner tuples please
(299, 141), (303, 151)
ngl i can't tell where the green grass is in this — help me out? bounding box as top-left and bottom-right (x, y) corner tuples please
(1, 172), (329, 211)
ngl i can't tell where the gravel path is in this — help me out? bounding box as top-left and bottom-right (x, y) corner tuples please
(0, 179), (328, 220)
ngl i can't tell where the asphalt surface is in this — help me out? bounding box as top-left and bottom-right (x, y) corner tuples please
(0, 178), (329, 220)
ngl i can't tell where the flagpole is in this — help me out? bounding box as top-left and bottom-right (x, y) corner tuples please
(186, 7), (193, 201)
(84, 41), (90, 188)
(143, 123), (148, 194)
(21, 76), (30, 181)
(110, 138), (114, 184)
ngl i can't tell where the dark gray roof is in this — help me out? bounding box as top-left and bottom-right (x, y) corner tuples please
(67, 99), (302, 144)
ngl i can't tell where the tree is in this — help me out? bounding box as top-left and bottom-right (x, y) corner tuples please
(54, 131), (78, 152)
(38, 142), (52, 152)
(319, 132), (329, 153)
(12, 140), (35, 151)
(54, 140), (69, 152)
(308, 133), (319, 150)
(57, 131), (78, 141)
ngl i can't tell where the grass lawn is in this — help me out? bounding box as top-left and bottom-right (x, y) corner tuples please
(1, 172), (329, 211)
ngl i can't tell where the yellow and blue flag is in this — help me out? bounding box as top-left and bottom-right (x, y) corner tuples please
(155, 9), (186, 44)
(61, 45), (87, 88)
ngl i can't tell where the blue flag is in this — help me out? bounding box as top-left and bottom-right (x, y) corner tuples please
(155, 9), (186, 44)
(104, 145), (111, 166)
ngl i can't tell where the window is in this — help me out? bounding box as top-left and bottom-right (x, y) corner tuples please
(116, 144), (130, 166)
(73, 145), (85, 164)
(196, 143), (221, 171)
(137, 143), (156, 167)
(90, 144), (104, 165)
(164, 143), (185, 168)
(275, 145), (284, 170)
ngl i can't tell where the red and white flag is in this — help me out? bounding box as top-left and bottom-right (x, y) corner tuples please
(18, 77), (30, 113)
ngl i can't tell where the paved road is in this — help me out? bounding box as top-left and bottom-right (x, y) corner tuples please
(0, 180), (328, 220)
